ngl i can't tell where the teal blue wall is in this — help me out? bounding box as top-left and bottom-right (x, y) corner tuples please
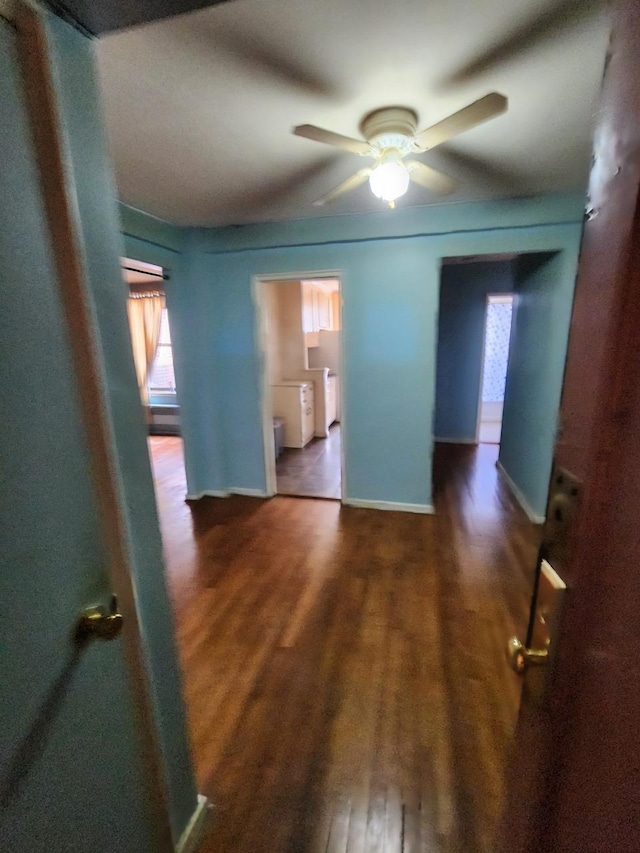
(151, 195), (583, 509)
(499, 252), (579, 519)
(435, 260), (515, 441)
(10, 15), (196, 845)
(120, 203), (185, 253)
(119, 205), (224, 494)
(185, 239), (440, 505)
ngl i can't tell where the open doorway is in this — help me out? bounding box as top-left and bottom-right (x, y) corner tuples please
(121, 258), (185, 491)
(256, 275), (343, 500)
(434, 252), (571, 525)
(478, 294), (514, 444)
(434, 256), (516, 447)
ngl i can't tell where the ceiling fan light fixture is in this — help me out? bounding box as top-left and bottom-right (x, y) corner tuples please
(368, 150), (410, 203)
(295, 94), (506, 208)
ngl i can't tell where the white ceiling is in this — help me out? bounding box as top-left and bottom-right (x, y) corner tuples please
(96, 0), (610, 227)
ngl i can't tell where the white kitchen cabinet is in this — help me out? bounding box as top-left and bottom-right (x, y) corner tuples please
(301, 282), (319, 348)
(271, 381), (315, 448)
(301, 281), (336, 345)
(316, 288), (333, 330)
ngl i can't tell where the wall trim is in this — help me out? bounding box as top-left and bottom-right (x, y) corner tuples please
(496, 461), (545, 524)
(190, 193), (584, 255)
(434, 436), (478, 444)
(185, 489), (229, 500)
(175, 794), (211, 853)
(343, 498), (435, 515)
(119, 202), (184, 253)
(230, 487), (269, 498)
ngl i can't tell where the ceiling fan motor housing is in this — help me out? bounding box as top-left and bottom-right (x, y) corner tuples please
(360, 107), (418, 155)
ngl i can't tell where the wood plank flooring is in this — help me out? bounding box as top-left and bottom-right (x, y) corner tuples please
(148, 438), (541, 853)
(276, 423), (342, 499)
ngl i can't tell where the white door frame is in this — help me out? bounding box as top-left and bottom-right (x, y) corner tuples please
(252, 271), (346, 499)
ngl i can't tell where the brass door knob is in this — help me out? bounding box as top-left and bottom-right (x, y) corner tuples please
(76, 594), (123, 644)
(507, 636), (548, 675)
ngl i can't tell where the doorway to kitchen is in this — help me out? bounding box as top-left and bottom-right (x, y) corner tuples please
(255, 274), (344, 500)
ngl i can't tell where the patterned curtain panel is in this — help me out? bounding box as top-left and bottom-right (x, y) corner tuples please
(481, 300), (513, 403)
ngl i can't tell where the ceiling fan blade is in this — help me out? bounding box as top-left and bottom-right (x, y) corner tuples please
(426, 146), (525, 194)
(313, 168), (372, 206)
(406, 161), (457, 195)
(441, 0), (602, 87)
(227, 156), (337, 218)
(293, 125), (371, 157)
(211, 29), (337, 98)
(413, 93), (508, 152)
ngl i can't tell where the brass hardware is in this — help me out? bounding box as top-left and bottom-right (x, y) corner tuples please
(76, 594), (123, 644)
(507, 636), (549, 675)
(543, 467), (581, 575)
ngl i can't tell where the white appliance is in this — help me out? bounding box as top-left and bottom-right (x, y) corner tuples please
(271, 381), (315, 448)
(326, 375), (337, 427)
(307, 330), (342, 423)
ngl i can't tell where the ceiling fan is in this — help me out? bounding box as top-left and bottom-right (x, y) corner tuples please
(293, 92), (508, 208)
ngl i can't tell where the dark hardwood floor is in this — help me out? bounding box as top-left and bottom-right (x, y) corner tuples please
(148, 437), (541, 853)
(276, 423), (342, 499)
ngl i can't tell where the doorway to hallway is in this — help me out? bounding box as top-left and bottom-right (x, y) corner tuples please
(434, 256), (516, 451)
(433, 252), (569, 525)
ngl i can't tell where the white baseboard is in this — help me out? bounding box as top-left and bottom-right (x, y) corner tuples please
(434, 437), (477, 444)
(343, 498), (435, 515)
(229, 487), (269, 498)
(185, 489), (228, 500)
(176, 794), (211, 853)
(496, 461), (545, 524)
(185, 488), (268, 500)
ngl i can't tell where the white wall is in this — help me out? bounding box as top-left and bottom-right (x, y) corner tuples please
(278, 280), (305, 377)
(263, 280), (306, 383)
(308, 329), (341, 375)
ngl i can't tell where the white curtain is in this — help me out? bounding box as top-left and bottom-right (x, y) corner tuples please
(126, 294), (165, 406)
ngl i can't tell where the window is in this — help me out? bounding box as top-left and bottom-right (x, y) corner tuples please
(148, 308), (176, 395)
(481, 295), (513, 403)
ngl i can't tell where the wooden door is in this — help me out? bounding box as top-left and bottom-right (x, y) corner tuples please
(0, 5), (173, 851)
(500, 2), (640, 849)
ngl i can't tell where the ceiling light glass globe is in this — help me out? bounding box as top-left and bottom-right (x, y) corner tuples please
(369, 156), (410, 202)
